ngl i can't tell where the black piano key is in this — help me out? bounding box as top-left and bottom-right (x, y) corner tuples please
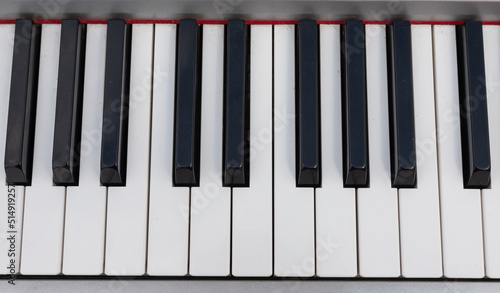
(341, 20), (369, 188)
(100, 19), (131, 186)
(223, 20), (250, 187)
(52, 20), (86, 186)
(5, 20), (41, 185)
(456, 21), (491, 188)
(173, 19), (202, 187)
(387, 21), (417, 188)
(296, 20), (321, 187)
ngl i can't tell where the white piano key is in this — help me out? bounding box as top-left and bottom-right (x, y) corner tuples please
(189, 24), (231, 276)
(62, 24), (107, 275)
(147, 23), (190, 276)
(0, 24), (25, 276)
(273, 25), (315, 277)
(398, 24), (443, 278)
(104, 24), (153, 276)
(482, 24), (500, 278)
(433, 25), (484, 278)
(21, 24), (66, 275)
(315, 24), (357, 277)
(357, 24), (400, 277)
(231, 25), (273, 277)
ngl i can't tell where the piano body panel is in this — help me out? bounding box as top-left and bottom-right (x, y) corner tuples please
(1, 279), (500, 292)
(1, 0), (500, 21)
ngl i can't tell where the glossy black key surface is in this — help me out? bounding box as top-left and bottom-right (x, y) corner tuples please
(456, 21), (491, 188)
(341, 20), (369, 188)
(100, 19), (131, 186)
(296, 20), (321, 187)
(52, 20), (86, 186)
(223, 20), (250, 187)
(173, 19), (202, 187)
(387, 21), (417, 188)
(5, 19), (41, 185)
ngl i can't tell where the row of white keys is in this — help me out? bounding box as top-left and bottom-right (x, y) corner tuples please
(11, 22), (496, 278)
(189, 24), (231, 276)
(62, 24), (107, 275)
(483, 25), (500, 278)
(21, 24), (66, 275)
(104, 24), (153, 275)
(273, 25), (315, 277)
(316, 24), (357, 277)
(357, 24), (400, 277)
(0, 24), (25, 275)
(433, 25), (484, 278)
(398, 24), (442, 278)
(231, 25), (273, 277)
(147, 24), (190, 276)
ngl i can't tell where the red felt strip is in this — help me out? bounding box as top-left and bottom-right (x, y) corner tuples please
(126, 19), (179, 24)
(80, 20), (108, 24)
(246, 20), (299, 25)
(197, 20), (227, 24)
(34, 19), (62, 24)
(0, 19), (496, 26)
(410, 21), (464, 25)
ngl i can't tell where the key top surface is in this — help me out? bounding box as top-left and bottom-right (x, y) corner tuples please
(52, 19), (86, 185)
(223, 20), (250, 187)
(316, 24), (357, 277)
(357, 24), (400, 277)
(232, 24), (273, 277)
(104, 23), (153, 276)
(273, 25), (315, 277)
(62, 24), (107, 275)
(483, 24), (500, 278)
(0, 24), (25, 276)
(456, 21), (491, 189)
(341, 20), (369, 188)
(387, 20), (417, 188)
(21, 24), (66, 275)
(189, 24), (231, 276)
(433, 25), (484, 278)
(296, 20), (321, 187)
(5, 19), (41, 185)
(398, 24), (443, 278)
(173, 19), (202, 187)
(147, 23), (190, 276)
(100, 19), (131, 186)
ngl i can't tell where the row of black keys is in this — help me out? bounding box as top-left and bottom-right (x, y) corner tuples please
(4, 19), (490, 189)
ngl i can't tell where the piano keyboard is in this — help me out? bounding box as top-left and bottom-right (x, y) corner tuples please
(0, 19), (499, 279)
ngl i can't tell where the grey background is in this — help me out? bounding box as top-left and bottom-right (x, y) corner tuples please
(2, 0), (500, 21)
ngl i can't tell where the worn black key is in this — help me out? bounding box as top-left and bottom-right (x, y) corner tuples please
(5, 20), (41, 185)
(296, 20), (321, 187)
(173, 19), (202, 186)
(223, 20), (250, 187)
(100, 19), (131, 186)
(456, 21), (491, 188)
(341, 20), (369, 188)
(52, 20), (86, 186)
(387, 21), (417, 188)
